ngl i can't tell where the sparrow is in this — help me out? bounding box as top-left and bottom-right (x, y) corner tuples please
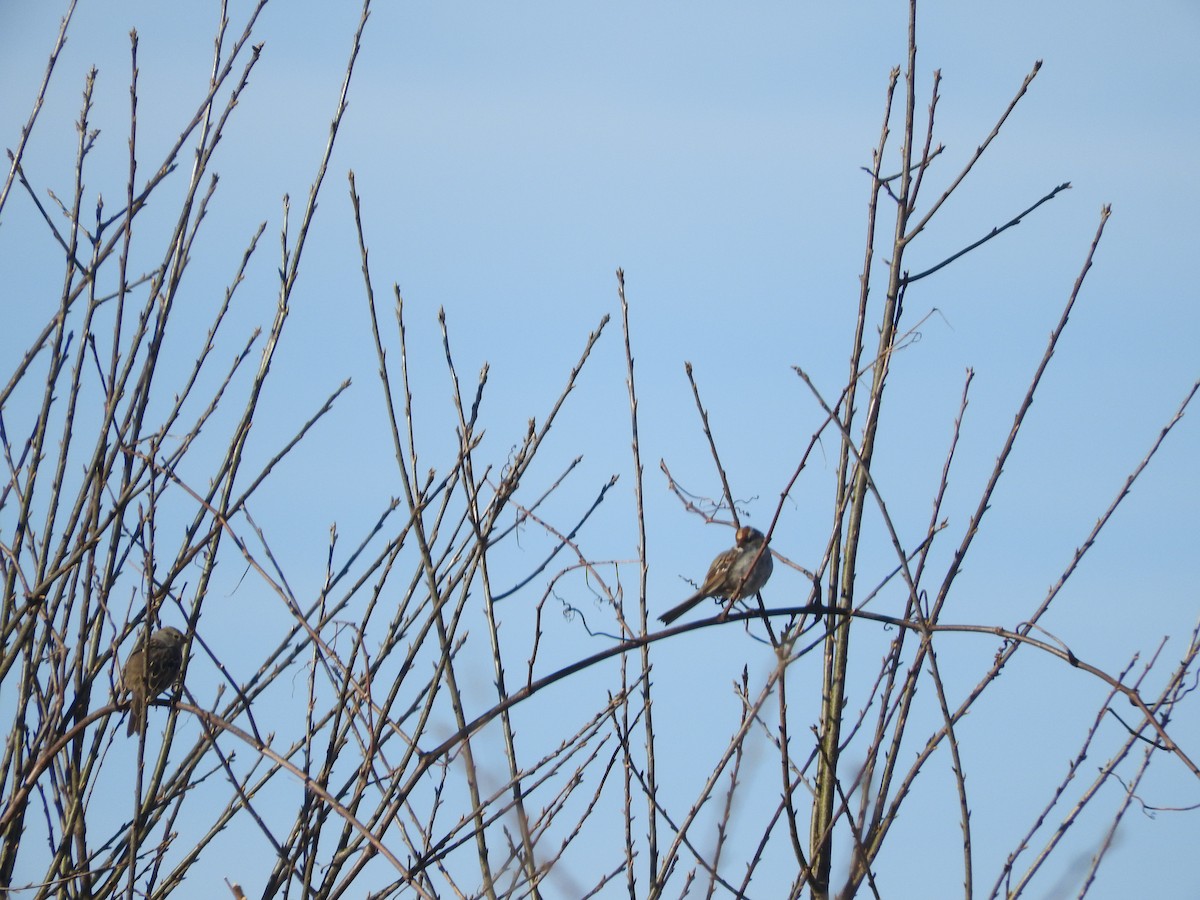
(659, 526), (773, 625)
(121, 626), (185, 736)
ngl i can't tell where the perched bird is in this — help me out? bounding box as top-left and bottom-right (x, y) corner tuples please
(121, 626), (185, 737)
(659, 526), (773, 625)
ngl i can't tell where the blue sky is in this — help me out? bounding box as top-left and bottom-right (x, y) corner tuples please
(2, 1), (1197, 896)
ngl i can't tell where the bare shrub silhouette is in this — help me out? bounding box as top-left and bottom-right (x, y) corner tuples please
(2, 2), (1195, 898)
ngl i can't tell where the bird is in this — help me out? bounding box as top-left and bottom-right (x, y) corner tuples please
(659, 526), (773, 625)
(121, 626), (185, 737)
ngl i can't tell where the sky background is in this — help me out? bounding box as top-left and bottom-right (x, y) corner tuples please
(2, 1), (1198, 897)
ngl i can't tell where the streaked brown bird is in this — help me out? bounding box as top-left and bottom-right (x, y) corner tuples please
(659, 526), (773, 625)
(121, 626), (185, 737)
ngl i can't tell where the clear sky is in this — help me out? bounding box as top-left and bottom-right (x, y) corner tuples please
(2, 1), (1197, 897)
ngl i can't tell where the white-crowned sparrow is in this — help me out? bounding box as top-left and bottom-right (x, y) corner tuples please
(659, 526), (773, 625)
(121, 626), (185, 736)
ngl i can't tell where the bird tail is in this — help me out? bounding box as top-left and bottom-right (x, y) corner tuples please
(126, 701), (143, 737)
(658, 591), (706, 626)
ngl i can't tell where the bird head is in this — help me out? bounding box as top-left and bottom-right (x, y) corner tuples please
(735, 526), (765, 546)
